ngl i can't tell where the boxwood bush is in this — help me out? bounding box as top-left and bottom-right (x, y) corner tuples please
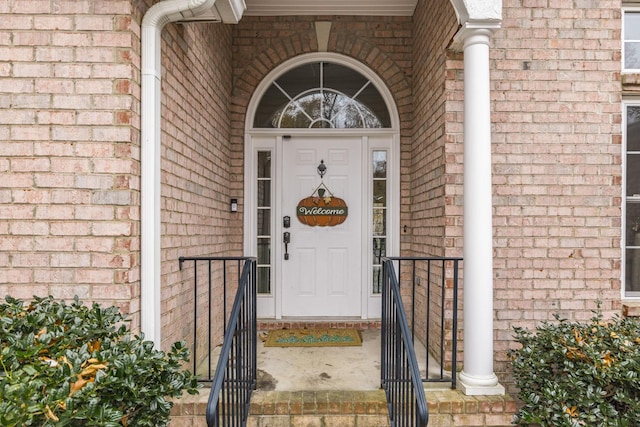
(509, 310), (640, 426)
(0, 295), (198, 427)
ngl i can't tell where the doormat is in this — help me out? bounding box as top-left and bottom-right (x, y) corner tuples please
(264, 328), (362, 347)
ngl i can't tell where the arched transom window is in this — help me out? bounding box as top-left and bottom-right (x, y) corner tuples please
(253, 61), (391, 129)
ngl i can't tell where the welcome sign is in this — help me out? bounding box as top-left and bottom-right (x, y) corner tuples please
(296, 196), (348, 227)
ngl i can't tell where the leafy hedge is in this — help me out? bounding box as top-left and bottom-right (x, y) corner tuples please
(0, 296), (198, 426)
(509, 310), (640, 426)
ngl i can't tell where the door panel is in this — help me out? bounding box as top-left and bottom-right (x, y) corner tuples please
(281, 137), (362, 317)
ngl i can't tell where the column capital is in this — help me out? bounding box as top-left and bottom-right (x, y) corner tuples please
(450, 20), (501, 52)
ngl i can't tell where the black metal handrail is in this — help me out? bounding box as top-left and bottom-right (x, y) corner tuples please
(178, 256), (257, 427)
(386, 256), (461, 389)
(207, 258), (256, 427)
(178, 256), (255, 382)
(381, 258), (428, 427)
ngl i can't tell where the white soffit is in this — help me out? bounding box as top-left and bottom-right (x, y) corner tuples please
(244, 0), (418, 16)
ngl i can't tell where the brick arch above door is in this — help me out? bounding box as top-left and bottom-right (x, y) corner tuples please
(230, 17), (412, 138)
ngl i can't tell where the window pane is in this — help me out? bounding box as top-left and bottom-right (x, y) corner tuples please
(279, 103), (312, 128)
(331, 102), (364, 128)
(625, 12), (640, 40)
(374, 180), (387, 205)
(257, 238), (270, 265)
(372, 266), (382, 294)
(627, 106), (640, 151)
(257, 181), (271, 207)
(276, 62), (321, 96)
(323, 62), (368, 98)
(257, 209), (270, 235)
(373, 208), (386, 236)
(355, 83), (391, 127)
(373, 238), (386, 264)
(628, 200), (640, 243)
(627, 154), (640, 197)
(625, 42), (640, 70)
(257, 267), (271, 294)
(626, 248), (640, 293)
(296, 92), (322, 118)
(258, 152), (271, 178)
(254, 85), (289, 128)
(373, 151), (387, 178)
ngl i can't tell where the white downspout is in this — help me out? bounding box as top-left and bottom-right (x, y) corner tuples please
(141, 0), (216, 349)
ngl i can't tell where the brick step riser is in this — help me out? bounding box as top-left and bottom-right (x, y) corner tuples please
(246, 414), (390, 427)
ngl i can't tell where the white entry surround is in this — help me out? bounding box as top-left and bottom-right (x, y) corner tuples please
(244, 53), (400, 320)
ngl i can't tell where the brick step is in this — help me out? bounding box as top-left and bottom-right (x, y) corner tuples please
(247, 390), (390, 427)
(425, 389), (517, 427)
(169, 388), (518, 427)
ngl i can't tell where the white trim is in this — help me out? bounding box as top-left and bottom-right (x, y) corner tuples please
(244, 0), (417, 16)
(244, 53), (400, 319)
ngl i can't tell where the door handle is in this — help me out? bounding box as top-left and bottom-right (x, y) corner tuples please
(283, 232), (290, 260)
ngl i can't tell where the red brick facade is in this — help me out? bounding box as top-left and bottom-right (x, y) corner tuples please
(0, 0), (628, 394)
(1, 0), (142, 327)
(490, 0), (623, 385)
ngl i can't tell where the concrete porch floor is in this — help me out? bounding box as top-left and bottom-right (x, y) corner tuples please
(255, 329), (448, 391)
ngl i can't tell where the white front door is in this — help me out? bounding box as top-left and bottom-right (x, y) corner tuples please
(280, 136), (363, 317)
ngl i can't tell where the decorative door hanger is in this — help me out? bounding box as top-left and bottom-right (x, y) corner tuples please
(296, 160), (348, 227)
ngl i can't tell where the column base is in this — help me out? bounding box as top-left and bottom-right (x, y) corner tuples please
(458, 371), (505, 396)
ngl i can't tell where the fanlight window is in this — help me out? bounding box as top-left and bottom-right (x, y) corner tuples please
(254, 61), (391, 129)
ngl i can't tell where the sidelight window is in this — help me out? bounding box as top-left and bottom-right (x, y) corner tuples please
(257, 151), (272, 294)
(372, 150), (388, 294)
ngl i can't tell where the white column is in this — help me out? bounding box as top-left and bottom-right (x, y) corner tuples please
(457, 28), (505, 396)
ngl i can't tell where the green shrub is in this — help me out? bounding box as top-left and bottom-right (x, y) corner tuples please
(0, 295), (198, 427)
(508, 310), (640, 427)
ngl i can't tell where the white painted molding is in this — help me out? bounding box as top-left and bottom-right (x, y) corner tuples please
(450, 20), (501, 52)
(449, 0), (501, 24)
(315, 22), (332, 52)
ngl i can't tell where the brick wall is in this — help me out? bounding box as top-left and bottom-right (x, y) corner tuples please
(488, 0), (623, 392)
(0, 0), (238, 353)
(411, 0), (461, 258)
(412, 0), (623, 392)
(411, 0), (463, 370)
(158, 18), (235, 352)
(0, 0), (141, 326)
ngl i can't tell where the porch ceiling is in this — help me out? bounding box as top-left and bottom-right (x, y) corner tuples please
(243, 0), (418, 16)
